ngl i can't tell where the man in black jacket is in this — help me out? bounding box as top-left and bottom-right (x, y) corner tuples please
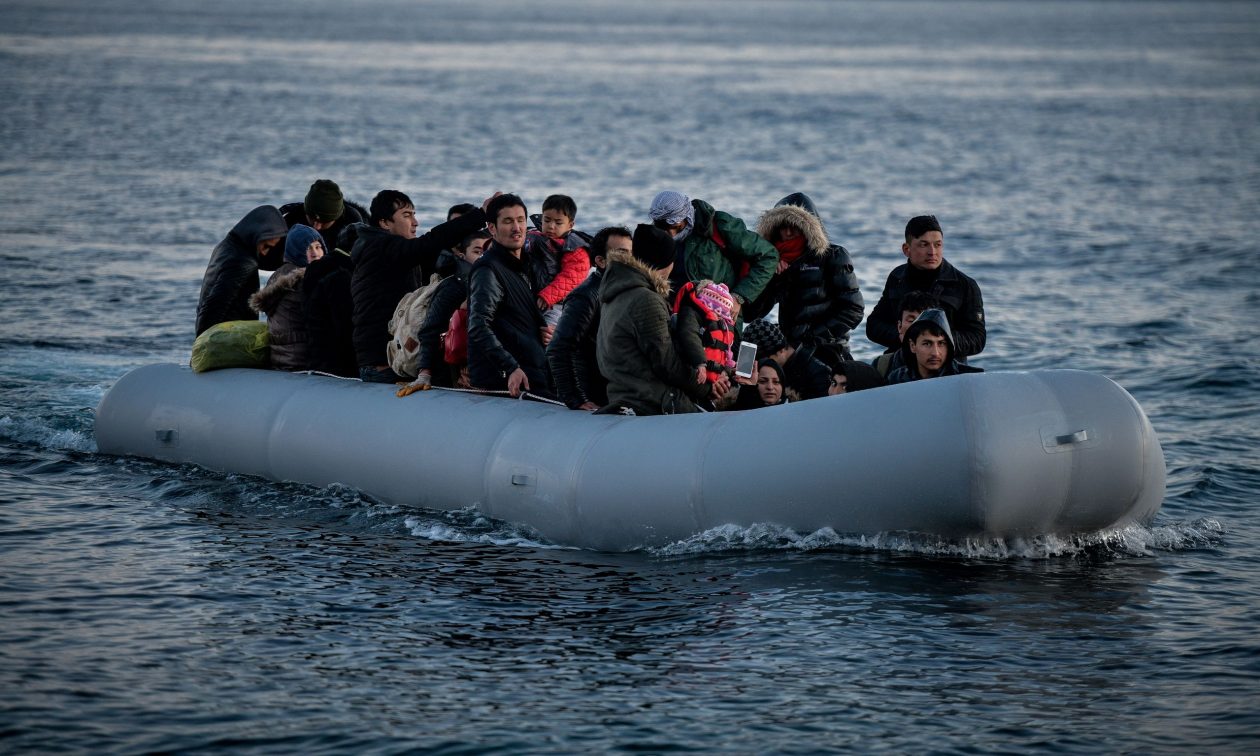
(866, 215), (986, 360)
(468, 194), (553, 398)
(547, 226), (631, 410)
(351, 189), (497, 383)
(886, 309), (984, 384)
(195, 205), (288, 336)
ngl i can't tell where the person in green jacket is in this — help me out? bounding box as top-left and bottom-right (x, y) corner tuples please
(596, 224), (727, 416)
(648, 190), (778, 330)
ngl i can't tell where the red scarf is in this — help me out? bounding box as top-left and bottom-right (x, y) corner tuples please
(774, 235), (807, 266)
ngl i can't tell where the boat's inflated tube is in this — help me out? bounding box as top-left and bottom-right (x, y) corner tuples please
(94, 364), (1164, 551)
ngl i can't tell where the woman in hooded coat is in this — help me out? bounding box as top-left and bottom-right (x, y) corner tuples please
(753, 192), (864, 367)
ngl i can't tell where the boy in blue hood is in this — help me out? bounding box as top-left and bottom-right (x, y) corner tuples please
(886, 309), (984, 384)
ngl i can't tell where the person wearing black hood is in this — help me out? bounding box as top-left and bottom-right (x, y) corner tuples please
(753, 192), (864, 366)
(886, 309), (984, 384)
(351, 189), (496, 383)
(867, 215), (986, 360)
(596, 225), (721, 415)
(195, 205), (289, 337)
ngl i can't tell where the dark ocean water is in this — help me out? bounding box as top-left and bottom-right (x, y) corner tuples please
(2, 0), (1259, 752)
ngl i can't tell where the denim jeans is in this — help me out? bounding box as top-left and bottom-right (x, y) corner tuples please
(359, 365), (402, 384)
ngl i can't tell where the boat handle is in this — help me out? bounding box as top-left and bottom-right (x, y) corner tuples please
(1053, 430), (1089, 446)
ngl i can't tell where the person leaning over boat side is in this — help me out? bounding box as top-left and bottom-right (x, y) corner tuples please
(886, 309), (984, 384)
(547, 226), (631, 410)
(409, 229), (490, 390)
(867, 215), (986, 360)
(741, 319), (832, 400)
(648, 190), (778, 332)
(195, 205), (289, 337)
(351, 189), (496, 384)
(752, 192), (864, 368)
(277, 179), (366, 270)
(467, 194), (554, 398)
(249, 224), (324, 372)
(596, 224), (724, 416)
(303, 222), (361, 378)
(870, 290), (940, 380)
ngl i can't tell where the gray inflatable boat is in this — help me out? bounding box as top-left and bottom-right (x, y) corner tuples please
(94, 364), (1164, 551)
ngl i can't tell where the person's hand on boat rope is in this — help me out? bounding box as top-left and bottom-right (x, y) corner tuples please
(396, 371), (432, 397)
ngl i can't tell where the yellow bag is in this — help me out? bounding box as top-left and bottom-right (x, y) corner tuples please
(190, 320), (270, 373)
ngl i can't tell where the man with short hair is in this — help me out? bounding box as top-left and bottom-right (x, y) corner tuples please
(871, 290), (940, 379)
(467, 194), (553, 398)
(548, 226), (632, 410)
(886, 309), (984, 384)
(350, 189), (496, 383)
(867, 215), (986, 359)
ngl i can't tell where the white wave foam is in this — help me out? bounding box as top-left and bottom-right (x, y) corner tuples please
(403, 510), (574, 550)
(0, 414), (96, 453)
(650, 518), (1226, 560)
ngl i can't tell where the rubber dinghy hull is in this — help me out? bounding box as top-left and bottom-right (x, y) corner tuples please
(94, 364), (1164, 551)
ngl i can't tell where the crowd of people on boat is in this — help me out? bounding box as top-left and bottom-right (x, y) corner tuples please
(195, 180), (987, 415)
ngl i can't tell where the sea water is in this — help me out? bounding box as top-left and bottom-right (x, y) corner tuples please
(1, 1), (1258, 752)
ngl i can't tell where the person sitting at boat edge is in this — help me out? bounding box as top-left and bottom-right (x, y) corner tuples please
(886, 308), (984, 384)
(195, 205), (288, 337)
(547, 226), (630, 410)
(867, 215), (986, 360)
(350, 189), (495, 384)
(302, 222), (361, 378)
(829, 360), (885, 395)
(871, 290), (940, 379)
(249, 224), (325, 372)
(596, 224), (722, 416)
(467, 194), (553, 398)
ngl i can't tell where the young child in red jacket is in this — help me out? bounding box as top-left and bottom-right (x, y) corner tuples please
(525, 194), (591, 333)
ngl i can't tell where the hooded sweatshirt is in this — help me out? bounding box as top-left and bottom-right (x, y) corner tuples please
(886, 308), (984, 384)
(196, 206), (288, 336)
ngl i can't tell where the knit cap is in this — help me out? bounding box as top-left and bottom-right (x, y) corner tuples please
(695, 281), (735, 324)
(743, 319), (788, 355)
(631, 224), (677, 270)
(304, 179), (345, 223)
(284, 224), (323, 267)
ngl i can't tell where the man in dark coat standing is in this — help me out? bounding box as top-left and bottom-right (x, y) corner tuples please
(467, 194), (553, 398)
(866, 215), (986, 360)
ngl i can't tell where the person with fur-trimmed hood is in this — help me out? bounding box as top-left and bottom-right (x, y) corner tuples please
(596, 225), (724, 416)
(886, 308), (984, 384)
(753, 192), (864, 366)
(249, 225), (325, 372)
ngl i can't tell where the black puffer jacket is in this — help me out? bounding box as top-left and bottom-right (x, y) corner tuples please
(416, 258), (475, 383)
(546, 269), (606, 409)
(350, 210), (486, 369)
(303, 249), (356, 377)
(467, 243), (551, 394)
(195, 206), (288, 336)
(753, 193), (863, 358)
(867, 258), (986, 359)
